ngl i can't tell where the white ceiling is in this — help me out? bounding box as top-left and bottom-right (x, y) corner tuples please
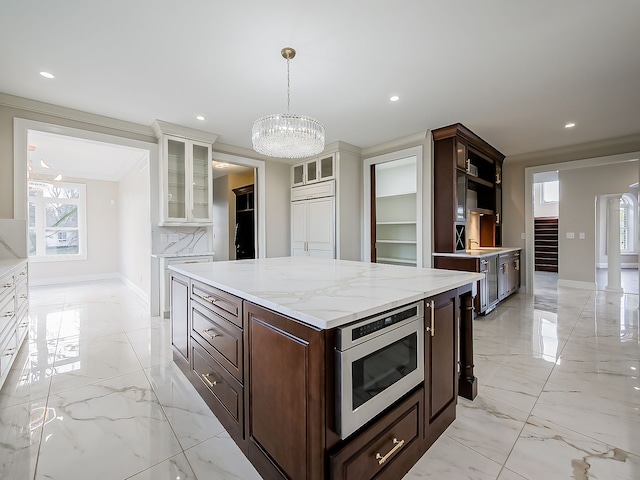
(27, 130), (148, 182)
(2, 1), (639, 158)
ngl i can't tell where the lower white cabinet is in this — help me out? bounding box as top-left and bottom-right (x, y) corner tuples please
(159, 254), (214, 318)
(0, 259), (29, 391)
(291, 182), (335, 258)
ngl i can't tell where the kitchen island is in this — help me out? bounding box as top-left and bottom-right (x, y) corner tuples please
(169, 257), (482, 480)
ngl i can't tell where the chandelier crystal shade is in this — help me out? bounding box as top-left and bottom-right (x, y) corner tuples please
(252, 48), (325, 159)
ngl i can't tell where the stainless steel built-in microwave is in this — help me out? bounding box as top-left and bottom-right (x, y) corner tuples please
(335, 302), (424, 439)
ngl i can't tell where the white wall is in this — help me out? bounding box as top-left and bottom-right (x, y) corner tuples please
(29, 177), (120, 283)
(212, 175), (230, 261)
(118, 158), (151, 300)
(264, 161), (290, 258)
(558, 160), (638, 285)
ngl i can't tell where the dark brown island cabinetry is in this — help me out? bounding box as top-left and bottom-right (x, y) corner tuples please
(169, 271), (476, 480)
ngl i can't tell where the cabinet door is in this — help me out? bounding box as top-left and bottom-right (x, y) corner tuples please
(319, 154), (335, 181)
(165, 137), (188, 221)
(190, 141), (212, 222)
(306, 158), (319, 183)
(498, 256), (509, 300)
(307, 197), (335, 258)
(246, 302), (325, 480)
(291, 201), (308, 256)
(455, 139), (468, 170)
(292, 163), (305, 187)
(170, 273), (189, 364)
(456, 173), (466, 222)
(424, 291), (458, 445)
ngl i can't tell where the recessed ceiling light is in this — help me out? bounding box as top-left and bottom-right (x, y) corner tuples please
(40, 71), (55, 79)
(215, 163), (230, 169)
(565, 123), (576, 128)
(196, 115), (206, 121)
(389, 95), (400, 102)
(54, 174), (62, 181)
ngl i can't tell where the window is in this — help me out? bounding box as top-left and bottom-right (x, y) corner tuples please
(28, 181), (87, 261)
(541, 180), (559, 203)
(620, 193), (636, 253)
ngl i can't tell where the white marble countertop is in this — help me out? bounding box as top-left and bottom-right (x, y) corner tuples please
(0, 258), (27, 278)
(433, 247), (521, 259)
(169, 257), (483, 330)
(151, 252), (215, 258)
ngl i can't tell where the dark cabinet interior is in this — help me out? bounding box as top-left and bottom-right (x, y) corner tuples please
(233, 184), (255, 260)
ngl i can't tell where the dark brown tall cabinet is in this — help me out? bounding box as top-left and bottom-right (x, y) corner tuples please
(433, 124), (505, 252)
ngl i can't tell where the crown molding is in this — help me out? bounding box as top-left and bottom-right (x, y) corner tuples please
(151, 120), (219, 144)
(0, 92), (155, 139)
(506, 133), (640, 164)
(361, 130), (429, 158)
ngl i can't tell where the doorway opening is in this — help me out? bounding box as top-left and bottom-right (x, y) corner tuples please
(532, 171), (559, 296)
(14, 119), (154, 304)
(212, 160), (256, 261)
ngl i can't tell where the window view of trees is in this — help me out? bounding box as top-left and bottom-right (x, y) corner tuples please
(28, 182), (85, 259)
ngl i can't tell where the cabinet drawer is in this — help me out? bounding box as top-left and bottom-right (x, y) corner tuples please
(0, 330), (17, 379)
(16, 304), (29, 343)
(15, 282), (28, 313)
(0, 272), (14, 300)
(0, 291), (16, 338)
(191, 280), (242, 328)
(330, 388), (423, 480)
(191, 341), (244, 428)
(14, 264), (28, 286)
(192, 300), (243, 381)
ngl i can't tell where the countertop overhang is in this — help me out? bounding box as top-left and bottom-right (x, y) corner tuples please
(169, 257), (483, 330)
(0, 258), (27, 277)
(432, 247), (521, 259)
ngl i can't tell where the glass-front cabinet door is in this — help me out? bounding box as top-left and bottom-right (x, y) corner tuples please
(190, 142), (211, 221)
(166, 137), (187, 221)
(162, 135), (212, 225)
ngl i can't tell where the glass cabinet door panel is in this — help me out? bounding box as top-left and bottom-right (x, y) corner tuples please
(456, 140), (467, 169)
(456, 173), (466, 222)
(293, 164), (304, 185)
(306, 159), (318, 183)
(167, 138), (186, 219)
(191, 143), (210, 220)
(320, 155), (334, 180)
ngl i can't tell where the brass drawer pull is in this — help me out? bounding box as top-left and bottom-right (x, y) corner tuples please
(3, 283), (13, 288)
(375, 438), (405, 465)
(20, 294), (28, 299)
(203, 295), (217, 304)
(202, 329), (219, 340)
(19, 271), (27, 276)
(3, 348), (16, 356)
(426, 300), (435, 337)
(3, 311), (15, 318)
(201, 373), (217, 388)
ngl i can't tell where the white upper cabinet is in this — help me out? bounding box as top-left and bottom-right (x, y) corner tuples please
(292, 154), (335, 187)
(153, 121), (219, 226)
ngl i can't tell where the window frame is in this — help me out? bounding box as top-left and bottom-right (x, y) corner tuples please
(541, 180), (559, 204)
(28, 181), (87, 262)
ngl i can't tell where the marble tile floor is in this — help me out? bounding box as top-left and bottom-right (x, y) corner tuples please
(0, 279), (638, 479)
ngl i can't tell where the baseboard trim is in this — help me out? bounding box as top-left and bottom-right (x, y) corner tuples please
(30, 272), (120, 286)
(120, 276), (150, 306)
(557, 279), (597, 290)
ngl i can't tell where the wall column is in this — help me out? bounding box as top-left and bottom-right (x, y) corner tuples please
(606, 194), (623, 293)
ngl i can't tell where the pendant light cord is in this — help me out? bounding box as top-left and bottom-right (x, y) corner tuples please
(286, 57), (291, 114)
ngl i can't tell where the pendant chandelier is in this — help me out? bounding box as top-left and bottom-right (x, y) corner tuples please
(252, 47), (325, 159)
